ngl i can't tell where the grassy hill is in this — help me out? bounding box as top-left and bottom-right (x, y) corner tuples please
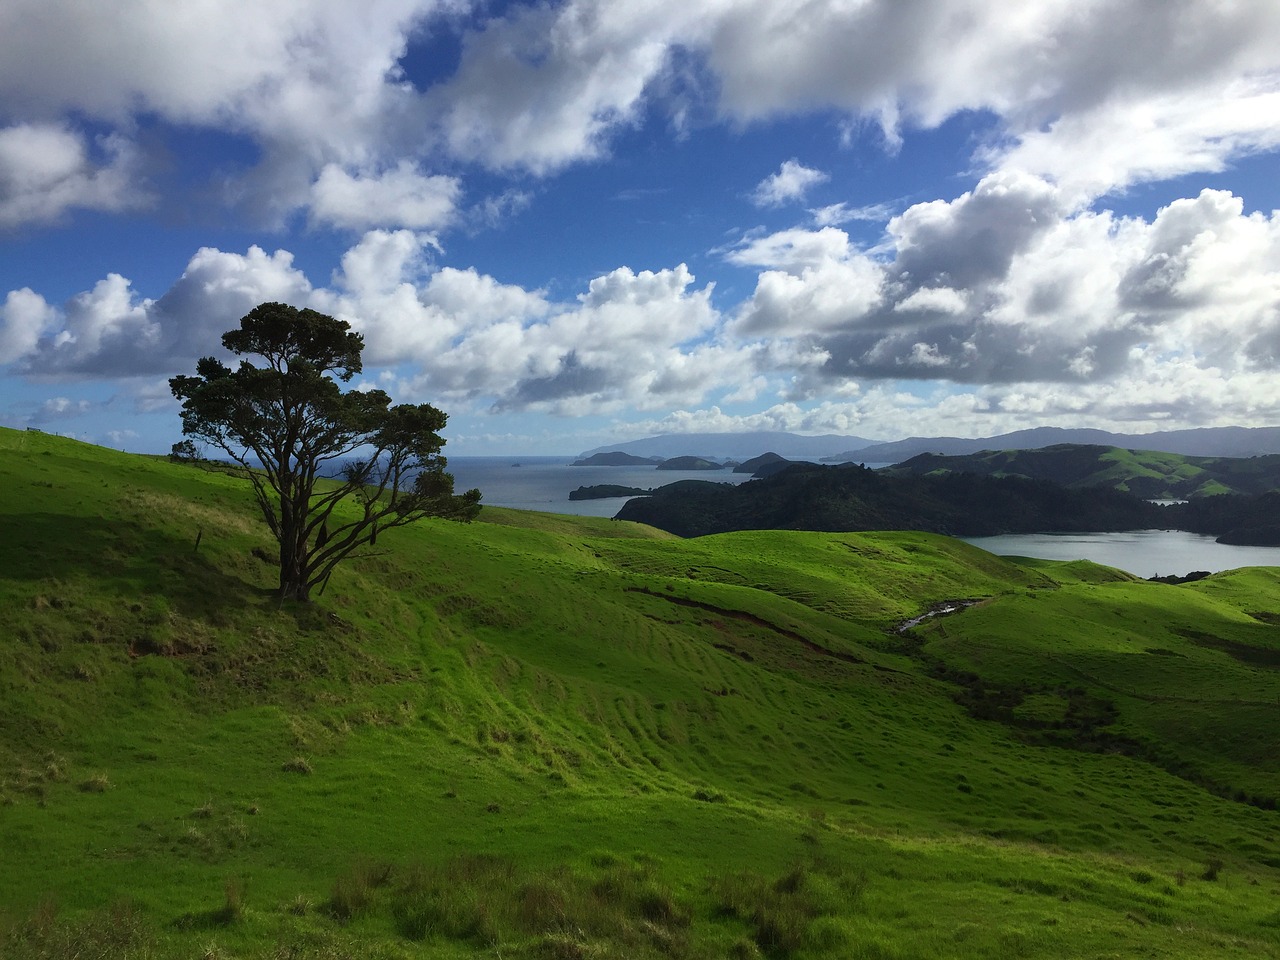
(2, 427), (1280, 958)
(884, 443), (1280, 498)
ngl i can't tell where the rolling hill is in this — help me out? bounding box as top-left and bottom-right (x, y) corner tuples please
(883, 443), (1280, 498)
(2, 426), (1279, 959)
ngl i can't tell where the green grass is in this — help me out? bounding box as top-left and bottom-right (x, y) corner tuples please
(2, 426), (1279, 958)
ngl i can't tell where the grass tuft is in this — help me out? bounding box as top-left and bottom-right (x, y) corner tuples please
(77, 772), (111, 793)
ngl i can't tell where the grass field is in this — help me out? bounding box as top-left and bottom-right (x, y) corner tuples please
(2, 426), (1279, 958)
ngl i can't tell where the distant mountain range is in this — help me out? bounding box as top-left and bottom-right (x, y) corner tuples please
(582, 425), (1280, 463)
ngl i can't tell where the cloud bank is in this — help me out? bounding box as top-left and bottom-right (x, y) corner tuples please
(3, 1), (1277, 224)
(8, 169), (1280, 437)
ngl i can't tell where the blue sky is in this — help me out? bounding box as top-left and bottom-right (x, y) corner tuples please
(3, 1), (1280, 456)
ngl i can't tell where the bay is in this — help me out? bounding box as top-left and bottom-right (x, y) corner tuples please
(962, 530), (1280, 579)
(447, 456), (753, 518)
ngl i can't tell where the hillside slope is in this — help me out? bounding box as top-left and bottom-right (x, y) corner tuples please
(2, 427), (1279, 959)
(885, 443), (1280, 498)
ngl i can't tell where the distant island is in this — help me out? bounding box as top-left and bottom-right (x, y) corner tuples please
(655, 456), (725, 471)
(571, 451), (662, 466)
(569, 484), (652, 500)
(615, 463), (1165, 538)
(733, 452), (787, 474)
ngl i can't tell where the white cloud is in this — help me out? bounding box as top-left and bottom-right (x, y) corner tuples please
(0, 0), (1276, 232)
(8, 174), (1280, 438)
(0, 287), (56, 361)
(19, 245), (313, 376)
(0, 123), (149, 227)
(810, 201), (894, 227)
(893, 287), (967, 315)
(33, 396), (91, 422)
(428, 0), (1280, 198)
(428, 2), (672, 174)
(989, 76), (1280, 201)
(310, 162), (462, 231)
(750, 159), (828, 207)
(0, 1), (448, 226)
(0, 1), (436, 150)
(725, 226), (858, 272)
(726, 177), (1280, 412)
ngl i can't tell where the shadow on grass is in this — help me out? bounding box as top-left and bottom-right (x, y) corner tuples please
(0, 512), (263, 623)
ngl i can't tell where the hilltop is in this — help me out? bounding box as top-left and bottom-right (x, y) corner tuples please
(2, 427), (1279, 959)
(884, 443), (1280, 498)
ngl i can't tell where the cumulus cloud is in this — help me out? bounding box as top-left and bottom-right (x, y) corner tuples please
(0, 287), (56, 361)
(0, 0), (1276, 232)
(750, 159), (828, 207)
(427, 2), (672, 174)
(0, 1), (433, 149)
(310, 162), (462, 231)
(0, 123), (148, 226)
(426, 0), (1280, 197)
(21, 245), (313, 377)
(723, 176), (1280, 424)
(0, 1), (446, 226)
(7, 169), (1280, 438)
(5, 230), (753, 417)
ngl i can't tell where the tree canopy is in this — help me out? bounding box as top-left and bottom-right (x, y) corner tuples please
(170, 302), (481, 601)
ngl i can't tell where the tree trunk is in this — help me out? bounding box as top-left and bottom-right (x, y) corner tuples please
(277, 501), (311, 602)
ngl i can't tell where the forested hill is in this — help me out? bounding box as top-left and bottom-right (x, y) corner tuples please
(614, 463), (1164, 538)
(883, 443), (1280, 498)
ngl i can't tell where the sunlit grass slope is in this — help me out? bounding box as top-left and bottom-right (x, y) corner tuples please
(2, 426), (1279, 959)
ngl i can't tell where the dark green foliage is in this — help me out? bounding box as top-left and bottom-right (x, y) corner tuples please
(169, 302), (481, 600)
(1164, 491), (1280, 545)
(616, 462), (1162, 537)
(569, 484), (651, 500)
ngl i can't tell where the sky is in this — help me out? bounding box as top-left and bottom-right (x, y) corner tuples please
(3, 1), (1280, 456)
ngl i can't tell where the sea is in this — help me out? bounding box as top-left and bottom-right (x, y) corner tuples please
(449, 456), (1280, 577)
(447, 456), (753, 518)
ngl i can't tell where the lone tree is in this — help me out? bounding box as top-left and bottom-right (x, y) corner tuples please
(170, 302), (481, 602)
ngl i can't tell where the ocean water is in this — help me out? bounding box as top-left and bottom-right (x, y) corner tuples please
(962, 530), (1280, 579)
(447, 456), (752, 518)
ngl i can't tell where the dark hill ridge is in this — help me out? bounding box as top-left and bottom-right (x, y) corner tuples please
(883, 443), (1280, 499)
(733, 451), (787, 474)
(616, 462), (1164, 538)
(827, 424), (1280, 462)
(656, 455), (725, 471)
(571, 451), (662, 466)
